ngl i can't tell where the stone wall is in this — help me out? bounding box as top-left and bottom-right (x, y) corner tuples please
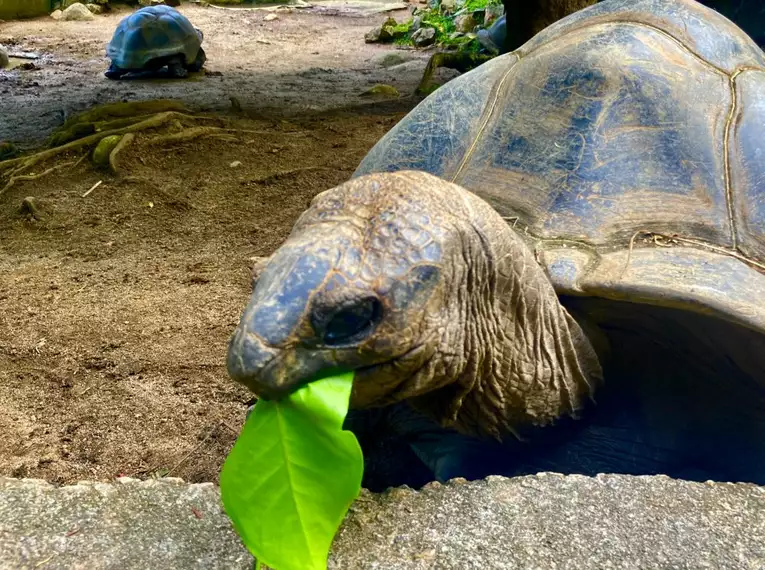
(1, 474), (764, 569)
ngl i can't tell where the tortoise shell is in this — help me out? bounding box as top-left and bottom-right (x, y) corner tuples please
(106, 5), (203, 70)
(354, 0), (765, 335)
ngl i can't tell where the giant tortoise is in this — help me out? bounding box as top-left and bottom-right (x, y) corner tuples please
(105, 5), (205, 80)
(227, 0), (765, 488)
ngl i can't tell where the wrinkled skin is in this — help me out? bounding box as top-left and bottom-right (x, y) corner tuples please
(228, 171), (601, 440)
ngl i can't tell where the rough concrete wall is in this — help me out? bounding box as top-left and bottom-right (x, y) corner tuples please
(0, 0), (51, 20)
(1, 473), (764, 569)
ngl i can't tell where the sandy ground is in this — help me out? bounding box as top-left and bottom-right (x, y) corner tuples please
(0, 2), (461, 485)
(0, 1), (458, 146)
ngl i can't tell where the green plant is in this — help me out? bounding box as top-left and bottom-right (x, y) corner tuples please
(388, 0), (503, 52)
(461, 0), (502, 13)
(220, 372), (363, 570)
(422, 13), (457, 42)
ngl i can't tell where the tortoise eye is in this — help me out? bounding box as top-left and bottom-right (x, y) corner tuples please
(317, 297), (382, 346)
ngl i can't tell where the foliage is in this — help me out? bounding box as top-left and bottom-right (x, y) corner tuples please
(220, 372), (363, 570)
(422, 12), (457, 43)
(386, 0), (503, 52)
(462, 0), (502, 14)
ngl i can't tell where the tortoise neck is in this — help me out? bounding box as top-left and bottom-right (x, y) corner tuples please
(412, 199), (603, 439)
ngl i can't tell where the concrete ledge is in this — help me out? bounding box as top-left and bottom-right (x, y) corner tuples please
(0, 477), (251, 570)
(1, 474), (764, 569)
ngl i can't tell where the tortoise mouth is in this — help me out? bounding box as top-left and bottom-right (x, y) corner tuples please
(237, 358), (395, 403)
(232, 354), (296, 401)
(228, 339), (426, 407)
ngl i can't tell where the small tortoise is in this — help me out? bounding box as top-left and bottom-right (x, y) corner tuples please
(105, 5), (205, 80)
(228, 0), (765, 488)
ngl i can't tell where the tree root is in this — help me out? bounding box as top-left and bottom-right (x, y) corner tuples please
(1, 111), (206, 178)
(71, 153), (89, 170)
(0, 101), (317, 197)
(416, 51), (494, 95)
(143, 126), (238, 147)
(49, 100), (189, 146)
(0, 161), (76, 196)
(2, 115), (310, 178)
(72, 99), (188, 125)
(144, 124), (309, 148)
(108, 132), (135, 174)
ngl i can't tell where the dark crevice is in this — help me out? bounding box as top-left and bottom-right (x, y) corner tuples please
(349, 299), (765, 492)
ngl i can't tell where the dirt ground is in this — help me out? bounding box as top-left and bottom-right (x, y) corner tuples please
(0, 2), (459, 485)
(0, 2), (457, 146)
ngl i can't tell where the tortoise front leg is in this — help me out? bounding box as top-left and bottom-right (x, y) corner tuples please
(104, 63), (126, 80)
(166, 56), (189, 79)
(416, 51), (494, 95)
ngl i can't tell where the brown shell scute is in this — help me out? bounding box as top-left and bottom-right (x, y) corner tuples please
(353, 0), (765, 333)
(453, 21), (736, 248)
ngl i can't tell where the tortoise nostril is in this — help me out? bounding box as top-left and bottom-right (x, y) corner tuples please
(315, 297), (383, 347)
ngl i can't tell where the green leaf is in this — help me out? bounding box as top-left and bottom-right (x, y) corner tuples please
(220, 372), (363, 570)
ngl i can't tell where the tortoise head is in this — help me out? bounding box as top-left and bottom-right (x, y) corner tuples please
(227, 170), (600, 436)
(227, 171), (463, 408)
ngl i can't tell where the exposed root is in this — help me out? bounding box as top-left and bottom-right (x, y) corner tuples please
(139, 125), (308, 148)
(49, 100), (189, 147)
(2, 118), (308, 178)
(1, 161), (75, 196)
(47, 123), (97, 148)
(144, 126), (237, 147)
(1, 111), (203, 178)
(108, 132), (135, 173)
(74, 99), (188, 124)
(71, 153), (89, 170)
(96, 113), (225, 135)
(91, 116), (157, 135)
(0, 102), (318, 197)
(416, 51), (494, 95)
